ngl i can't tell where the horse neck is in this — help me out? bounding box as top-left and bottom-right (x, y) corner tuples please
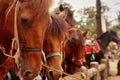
(0, 0), (13, 61)
(0, 0), (8, 31)
(97, 36), (111, 50)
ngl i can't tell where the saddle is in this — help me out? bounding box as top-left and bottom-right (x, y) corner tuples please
(85, 39), (100, 55)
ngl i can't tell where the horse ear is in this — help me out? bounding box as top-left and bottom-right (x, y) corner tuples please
(72, 10), (75, 13)
(59, 4), (64, 11)
(58, 10), (67, 19)
(82, 31), (88, 37)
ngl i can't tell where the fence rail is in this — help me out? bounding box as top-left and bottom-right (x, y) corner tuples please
(59, 59), (109, 80)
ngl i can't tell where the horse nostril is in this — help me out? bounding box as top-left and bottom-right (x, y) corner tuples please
(49, 71), (54, 78)
(72, 38), (75, 41)
(24, 71), (33, 78)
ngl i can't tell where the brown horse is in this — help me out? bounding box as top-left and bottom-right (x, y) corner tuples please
(59, 4), (76, 27)
(85, 30), (120, 68)
(40, 4), (76, 80)
(0, 0), (52, 80)
(58, 5), (87, 74)
(63, 28), (87, 74)
(42, 9), (73, 80)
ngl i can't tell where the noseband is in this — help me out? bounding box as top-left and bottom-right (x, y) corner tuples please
(21, 47), (42, 52)
(46, 52), (61, 59)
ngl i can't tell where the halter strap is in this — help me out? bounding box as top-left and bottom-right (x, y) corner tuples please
(74, 58), (83, 62)
(6, 72), (11, 80)
(21, 47), (42, 52)
(46, 52), (61, 59)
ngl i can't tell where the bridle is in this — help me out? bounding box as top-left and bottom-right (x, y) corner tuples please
(2, 0), (46, 69)
(45, 41), (63, 60)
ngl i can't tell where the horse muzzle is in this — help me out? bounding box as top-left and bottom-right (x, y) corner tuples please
(46, 69), (63, 80)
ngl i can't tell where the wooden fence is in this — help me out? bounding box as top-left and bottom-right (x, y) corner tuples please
(59, 59), (109, 80)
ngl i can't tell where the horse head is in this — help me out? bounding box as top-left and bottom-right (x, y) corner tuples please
(109, 30), (120, 44)
(42, 6), (72, 80)
(59, 4), (76, 27)
(0, 0), (52, 79)
(64, 29), (87, 74)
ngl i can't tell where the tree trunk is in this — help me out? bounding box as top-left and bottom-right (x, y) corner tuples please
(118, 11), (120, 26)
(96, 0), (102, 37)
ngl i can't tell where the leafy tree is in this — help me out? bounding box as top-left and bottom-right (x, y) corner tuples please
(76, 7), (97, 39)
(76, 1), (111, 39)
(96, 0), (102, 36)
(52, 0), (72, 13)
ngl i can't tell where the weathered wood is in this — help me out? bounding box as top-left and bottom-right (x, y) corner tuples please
(117, 60), (120, 75)
(90, 62), (101, 80)
(60, 59), (109, 80)
(100, 59), (108, 80)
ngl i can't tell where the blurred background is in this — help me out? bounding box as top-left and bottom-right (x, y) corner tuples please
(50, 0), (120, 39)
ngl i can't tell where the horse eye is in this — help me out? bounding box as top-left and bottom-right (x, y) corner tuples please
(21, 18), (29, 26)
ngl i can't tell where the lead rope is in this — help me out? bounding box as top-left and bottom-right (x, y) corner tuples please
(12, 0), (21, 69)
(0, 44), (13, 58)
(42, 64), (84, 80)
(5, 0), (16, 18)
(42, 41), (84, 80)
(1, 0), (18, 58)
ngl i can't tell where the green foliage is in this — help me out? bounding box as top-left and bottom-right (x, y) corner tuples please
(52, 1), (120, 38)
(76, 7), (97, 39)
(110, 25), (120, 36)
(52, 1), (72, 13)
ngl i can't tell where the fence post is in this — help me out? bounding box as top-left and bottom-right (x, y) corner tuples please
(117, 60), (120, 75)
(80, 66), (88, 80)
(106, 59), (110, 76)
(100, 59), (108, 80)
(90, 62), (101, 80)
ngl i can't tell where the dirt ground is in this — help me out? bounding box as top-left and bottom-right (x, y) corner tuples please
(107, 59), (120, 80)
(109, 59), (118, 76)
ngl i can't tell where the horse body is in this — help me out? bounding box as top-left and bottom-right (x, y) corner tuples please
(0, 0), (52, 79)
(85, 30), (120, 68)
(96, 30), (120, 62)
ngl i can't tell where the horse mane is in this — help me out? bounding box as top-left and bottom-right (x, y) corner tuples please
(63, 7), (75, 27)
(0, 0), (9, 12)
(97, 32), (107, 39)
(0, 0), (53, 18)
(97, 30), (109, 40)
(66, 7), (75, 26)
(75, 29), (85, 49)
(110, 30), (117, 36)
(97, 30), (117, 40)
(45, 14), (68, 40)
(59, 5), (75, 27)
(0, 0), (10, 24)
